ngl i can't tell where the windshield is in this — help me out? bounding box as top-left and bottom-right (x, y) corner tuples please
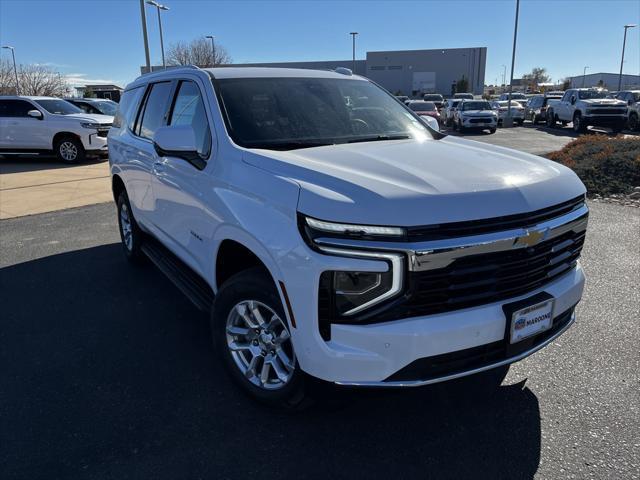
(423, 94), (443, 101)
(410, 101), (436, 111)
(93, 101), (118, 116)
(578, 90), (608, 99)
(34, 99), (83, 115)
(216, 77), (430, 150)
(461, 101), (491, 111)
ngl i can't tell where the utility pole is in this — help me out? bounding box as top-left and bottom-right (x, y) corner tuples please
(139, 0), (151, 72)
(349, 32), (358, 73)
(582, 66), (589, 87)
(504, 0), (520, 128)
(618, 24), (637, 91)
(146, 1), (169, 69)
(206, 35), (216, 66)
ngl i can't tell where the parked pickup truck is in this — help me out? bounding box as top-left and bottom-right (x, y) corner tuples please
(109, 66), (588, 408)
(546, 88), (627, 133)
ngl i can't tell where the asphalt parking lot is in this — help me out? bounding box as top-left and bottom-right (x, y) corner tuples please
(1, 201), (638, 479)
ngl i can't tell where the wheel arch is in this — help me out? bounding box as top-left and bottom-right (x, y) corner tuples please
(112, 174), (126, 204)
(52, 131), (82, 150)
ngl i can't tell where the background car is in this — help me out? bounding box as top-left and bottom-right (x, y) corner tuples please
(453, 99), (497, 132)
(442, 99), (463, 126)
(524, 95), (562, 124)
(498, 92), (528, 103)
(407, 100), (441, 123)
(490, 100), (525, 125)
(453, 92), (474, 100)
(615, 90), (640, 131)
(395, 95), (409, 104)
(422, 93), (445, 110)
(65, 97), (118, 116)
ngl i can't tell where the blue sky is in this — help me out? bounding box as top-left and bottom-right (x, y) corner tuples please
(1, 0), (639, 88)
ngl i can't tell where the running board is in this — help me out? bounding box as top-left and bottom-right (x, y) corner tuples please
(141, 238), (214, 312)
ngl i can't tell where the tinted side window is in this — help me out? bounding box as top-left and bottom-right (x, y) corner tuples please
(137, 82), (173, 139)
(169, 80), (212, 157)
(0, 99), (35, 117)
(113, 86), (145, 130)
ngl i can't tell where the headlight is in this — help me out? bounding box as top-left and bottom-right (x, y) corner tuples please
(304, 216), (404, 238)
(81, 122), (101, 129)
(318, 246), (404, 334)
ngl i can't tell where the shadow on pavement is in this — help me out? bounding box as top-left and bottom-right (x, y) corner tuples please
(0, 244), (542, 479)
(0, 156), (107, 174)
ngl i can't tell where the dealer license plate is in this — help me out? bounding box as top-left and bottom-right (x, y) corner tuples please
(510, 299), (554, 344)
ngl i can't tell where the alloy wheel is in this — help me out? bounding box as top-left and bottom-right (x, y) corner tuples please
(119, 203), (133, 251)
(226, 300), (295, 390)
(59, 141), (78, 161)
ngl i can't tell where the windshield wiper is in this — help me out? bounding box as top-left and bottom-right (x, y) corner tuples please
(346, 134), (410, 144)
(245, 140), (334, 151)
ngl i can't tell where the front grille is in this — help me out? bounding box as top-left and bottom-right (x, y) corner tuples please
(469, 117), (493, 123)
(407, 195), (584, 241)
(405, 228), (585, 317)
(590, 108), (626, 115)
(385, 306), (575, 382)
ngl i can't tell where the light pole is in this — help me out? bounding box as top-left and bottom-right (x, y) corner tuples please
(146, 0), (169, 69)
(618, 24), (637, 91)
(501, 64), (507, 87)
(582, 66), (589, 87)
(349, 32), (358, 73)
(504, 0), (520, 128)
(139, 0), (151, 72)
(206, 35), (216, 66)
(1, 45), (19, 95)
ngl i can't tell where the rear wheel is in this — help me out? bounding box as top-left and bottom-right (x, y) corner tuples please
(211, 268), (309, 409)
(546, 111), (556, 128)
(55, 135), (85, 163)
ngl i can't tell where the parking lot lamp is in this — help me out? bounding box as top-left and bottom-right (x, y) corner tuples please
(582, 66), (589, 87)
(146, 0), (169, 69)
(2, 45), (19, 95)
(501, 64), (507, 87)
(206, 35), (216, 66)
(139, 0), (151, 72)
(349, 32), (358, 73)
(504, 0), (520, 128)
(618, 24), (637, 91)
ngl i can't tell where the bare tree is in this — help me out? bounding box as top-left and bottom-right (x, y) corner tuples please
(15, 64), (71, 96)
(522, 67), (551, 91)
(167, 37), (231, 67)
(0, 58), (18, 94)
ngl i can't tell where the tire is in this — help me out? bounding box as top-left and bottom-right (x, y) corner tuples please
(489, 128), (496, 134)
(458, 120), (466, 133)
(211, 267), (309, 409)
(628, 112), (638, 131)
(116, 190), (146, 263)
(546, 111), (556, 128)
(572, 113), (587, 133)
(452, 119), (458, 131)
(55, 135), (85, 163)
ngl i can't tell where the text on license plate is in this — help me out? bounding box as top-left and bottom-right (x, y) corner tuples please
(510, 299), (554, 344)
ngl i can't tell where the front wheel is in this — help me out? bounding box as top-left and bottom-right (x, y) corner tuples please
(489, 128), (496, 134)
(55, 136), (85, 163)
(546, 111), (556, 128)
(573, 113), (587, 133)
(628, 113), (638, 131)
(117, 191), (146, 263)
(211, 267), (308, 409)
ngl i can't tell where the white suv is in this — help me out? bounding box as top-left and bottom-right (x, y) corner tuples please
(109, 67), (587, 407)
(0, 96), (113, 162)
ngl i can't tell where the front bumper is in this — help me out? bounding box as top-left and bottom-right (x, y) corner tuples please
(81, 131), (109, 153)
(582, 115), (626, 126)
(460, 117), (497, 128)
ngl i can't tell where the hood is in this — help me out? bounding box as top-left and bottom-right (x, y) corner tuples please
(581, 98), (626, 106)
(242, 137), (585, 226)
(63, 113), (114, 124)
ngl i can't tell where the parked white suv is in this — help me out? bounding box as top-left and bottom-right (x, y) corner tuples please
(614, 90), (640, 131)
(546, 88), (627, 133)
(109, 67), (588, 407)
(453, 99), (498, 132)
(0, 96), (113, 162)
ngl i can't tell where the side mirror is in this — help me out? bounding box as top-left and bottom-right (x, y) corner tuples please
(27, 110), (43, 119)
(153, 125), (205, 169)
(422, 115), (440, 132)
(570, 96), (576, 105)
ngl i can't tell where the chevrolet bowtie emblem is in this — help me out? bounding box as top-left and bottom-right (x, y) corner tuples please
(515, 228), (548, 248)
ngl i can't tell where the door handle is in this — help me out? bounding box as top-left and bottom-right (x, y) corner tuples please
(153, 160), (166, 173)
